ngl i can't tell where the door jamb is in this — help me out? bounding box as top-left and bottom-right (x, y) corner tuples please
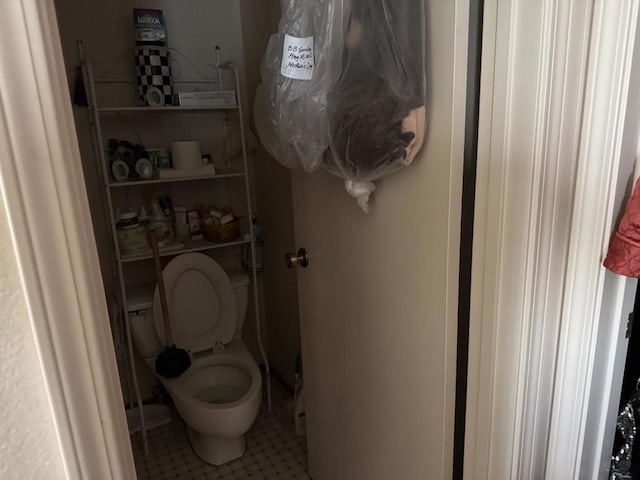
(0, 1), (136, 478)
(464, 0), (640, 478)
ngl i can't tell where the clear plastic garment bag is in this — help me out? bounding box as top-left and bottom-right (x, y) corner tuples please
(254, 0), (426, 212)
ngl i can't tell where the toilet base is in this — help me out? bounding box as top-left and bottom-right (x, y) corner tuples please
(187, 426), (246, 465)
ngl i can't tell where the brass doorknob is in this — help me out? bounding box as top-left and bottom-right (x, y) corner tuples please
(285, 248), (309, 268)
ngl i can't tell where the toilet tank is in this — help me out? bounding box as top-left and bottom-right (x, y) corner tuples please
(229, 272), (250, 337)
(127, 287), (164, 358)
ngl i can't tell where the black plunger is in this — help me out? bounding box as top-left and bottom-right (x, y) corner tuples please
(150, 230), (191, 378)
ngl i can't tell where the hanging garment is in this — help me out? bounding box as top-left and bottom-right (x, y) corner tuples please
(605, 178), (640, 277)
(611, 379), (640, 480)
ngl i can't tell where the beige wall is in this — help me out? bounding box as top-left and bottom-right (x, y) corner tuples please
(0, 198), (67, 480)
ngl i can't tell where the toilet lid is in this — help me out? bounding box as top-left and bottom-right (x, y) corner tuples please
(153, 253), (237, 352)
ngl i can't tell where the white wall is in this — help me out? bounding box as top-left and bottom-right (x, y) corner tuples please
(0, 198), (66, 479)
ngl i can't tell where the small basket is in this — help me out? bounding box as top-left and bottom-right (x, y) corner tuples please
(203, 219), (240, 243)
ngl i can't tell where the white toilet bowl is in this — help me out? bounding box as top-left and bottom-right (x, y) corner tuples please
(161, 341), (261, 464)
(130, 253), (262, 465)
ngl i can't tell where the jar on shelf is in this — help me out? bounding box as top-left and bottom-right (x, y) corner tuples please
(116, 212), (147, 255)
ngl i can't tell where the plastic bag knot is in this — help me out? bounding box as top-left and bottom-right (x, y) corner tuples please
(345, 180), (376, 213)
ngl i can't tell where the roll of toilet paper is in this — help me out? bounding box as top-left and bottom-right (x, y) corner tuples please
(171, 141), (202, 170)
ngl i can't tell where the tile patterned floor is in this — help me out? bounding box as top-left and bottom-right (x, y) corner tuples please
(132, 380), (310, 480)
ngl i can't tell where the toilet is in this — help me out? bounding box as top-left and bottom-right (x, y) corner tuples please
(130, 253), (262, 465)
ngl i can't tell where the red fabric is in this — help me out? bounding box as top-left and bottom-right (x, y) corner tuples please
(604, 177), (640, 277)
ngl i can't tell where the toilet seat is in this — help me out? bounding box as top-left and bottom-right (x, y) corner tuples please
(153, 253), (237, 353)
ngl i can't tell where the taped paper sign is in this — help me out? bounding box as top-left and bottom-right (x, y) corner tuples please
(281, 34), (314, 80)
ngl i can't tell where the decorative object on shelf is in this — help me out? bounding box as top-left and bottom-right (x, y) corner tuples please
(111, 159), (129, 182)
(145, 148), (170, 170)
(108, 138), (149, 180)
(145, 85), (165, 107)
(135, 47), (174, 106)
(135, 158), (154, 180)
(133, 6), (172, 106)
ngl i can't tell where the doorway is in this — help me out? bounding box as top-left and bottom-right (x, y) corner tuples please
(54, 0), (308, 478)
(53, 0), (467, 478)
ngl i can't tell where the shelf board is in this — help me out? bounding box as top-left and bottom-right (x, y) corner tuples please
(109, 171), (244, 187)
(120, 238), (249, 263)
(97, 105), (238, 113)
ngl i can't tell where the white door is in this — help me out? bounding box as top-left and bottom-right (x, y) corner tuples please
(288, 2), (469, 478)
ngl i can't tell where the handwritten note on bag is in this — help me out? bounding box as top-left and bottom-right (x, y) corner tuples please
(281, 34), (314, 80)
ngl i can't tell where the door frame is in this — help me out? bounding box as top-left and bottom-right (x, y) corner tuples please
(4, 0), (639, 479)
(0, 1), (135, 478)
(464, 0), (640, 478)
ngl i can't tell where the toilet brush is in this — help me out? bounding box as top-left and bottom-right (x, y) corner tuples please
(149, 230), (191, 378)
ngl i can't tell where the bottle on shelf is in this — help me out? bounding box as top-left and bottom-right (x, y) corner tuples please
(149, 198), (174, 247)
(241, 213), (264, 273)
